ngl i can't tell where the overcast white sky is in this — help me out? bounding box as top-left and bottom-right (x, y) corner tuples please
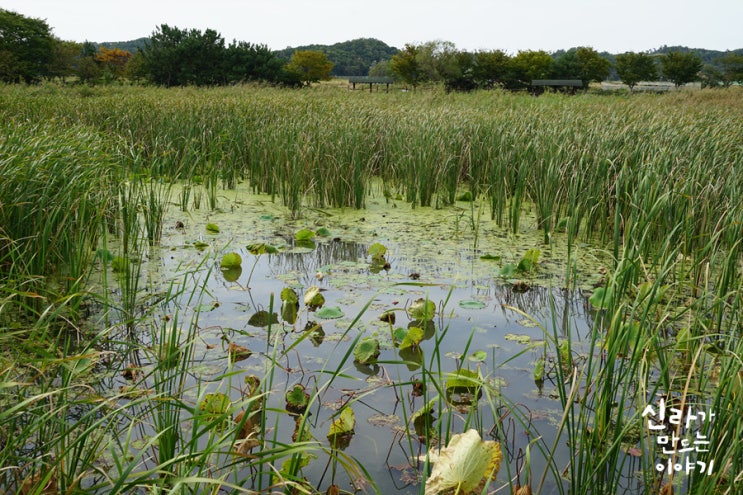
(2, 0), (741, 53)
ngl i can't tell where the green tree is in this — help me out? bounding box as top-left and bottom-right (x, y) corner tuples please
(142, 24), (225, 86)
(508, 50), (554, 90)
(441, 50), (476, 92)
(223, 41), (284, 83)
(123, 50), (148, 82)
(285, 50), (333, 86)
(472, 49), (511, 89)
(575, 47), (611, 86)
(76, 55), (101, 84)
(660, 51), (703, 87)
(716, 52), (743, 86)
(0, 9), (54, 83)
(390, 44), (422, 88)
(368, 60), (392, 78)
(615, 52), (658, 91)
(47, 39), (81, 82)
(553, 47), (610, 88)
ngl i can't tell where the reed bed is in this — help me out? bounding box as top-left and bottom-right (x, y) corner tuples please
(2, 84), (740, 255)
(1, 83), (742, 494)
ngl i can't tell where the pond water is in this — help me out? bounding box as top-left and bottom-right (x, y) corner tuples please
(96, 183), (633, 494)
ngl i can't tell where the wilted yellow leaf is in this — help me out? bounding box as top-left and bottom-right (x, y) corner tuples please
(423, 429), (502, 495)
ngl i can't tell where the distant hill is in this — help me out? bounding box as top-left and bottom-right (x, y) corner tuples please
(97, 37), (148, 53)
(274, 38), (399, 76)
(651, 45), (743, 64)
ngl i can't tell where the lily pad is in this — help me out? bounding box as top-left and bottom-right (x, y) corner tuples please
(315, 306), (344, 319)
(281, 287), (299, 304)
(248, 310), (279, 327)
(304, 286), (325, 310)
(468, 350), (488, 362)
(423, 429), (502, 495)
(295, 228), (315, 241)
(328, 406), (355, 437)
(220, 252), (242, 269)
(246, 242), (279, 255)
(316, 227), (331, 237)
(504, 333), (532, 345)
(517, 248), (540, 273)
(199, 392), (231, 426)
(206, 223), (220, 234)
(589, 286), (615, 309)
(367, 242), (387, 260)
(228, 342), (252, 361)
(407, 298), (436, 321)
(193, 240), (210, 250)
(497, 263), (517, 278)
(285, 384), (310, 414)
(399, 326), (424, 351)
(354, 337), (380, 364)
(459, 300), (487, 310)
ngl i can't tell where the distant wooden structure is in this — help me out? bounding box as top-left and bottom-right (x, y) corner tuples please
(348, 76), (395, 93)
(531, 79), (583, 95)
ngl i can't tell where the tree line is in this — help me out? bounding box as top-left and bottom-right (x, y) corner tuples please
(0, 11), (334, 87)
(2, 8), (742, 89)
(382, 40), (743, 91)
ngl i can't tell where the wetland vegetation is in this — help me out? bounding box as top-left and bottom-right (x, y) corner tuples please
(1, 83), (742, 494)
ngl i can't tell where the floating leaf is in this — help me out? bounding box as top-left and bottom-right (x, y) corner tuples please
(517, 248), (540, 273)
(281, 301), (298, 324)
(399, 326), (425, 350)
(423, 429), (502, 495)
(316, 227), (331, 237)
(459, 300), (487, 310)
(228, 342), (252, 361)
(199, 392), (231, 425)
(379, 311), (396, 324)
(497, 263), (517, 278)
(206, 223), (220, 234)
(295, 228), (315, 241)
(304, 286), (325, 310)
(446, 369), (483, 406)
(328, 406), (355, 437)
(479, 254), (500, 261)
(504, 333), (532, 345)
(246, 242), (279, 255)
(367, 242), (387, 260)
(589, 286), (615, 309)
(468, 350), (488, 362)
(411, 398), (437, 437)
(354, 338), (380, 364)
(193, 240), (210, 250)
(280, 287), (299, 304)
(247, 310), (279, 327)
(408, 298), (435, 321)
(315, 306), (344, 319)
(220, 252), (242, 268)
(285, 384), (310, 414)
